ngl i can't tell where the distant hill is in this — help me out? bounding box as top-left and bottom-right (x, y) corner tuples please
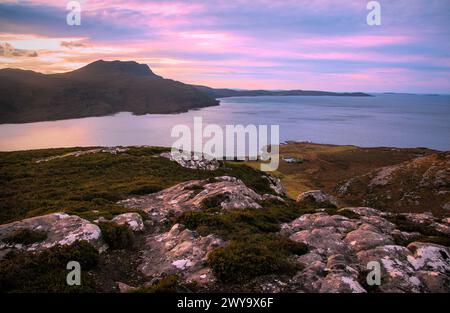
(193, 85), (371, 98)
(0, 60), (219, 124)
(0, 60), (370, 124)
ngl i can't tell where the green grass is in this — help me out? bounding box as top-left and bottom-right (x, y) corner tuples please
(0, 146), (274, 224)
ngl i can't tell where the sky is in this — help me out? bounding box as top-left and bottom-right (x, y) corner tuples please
(0, 0), (449, 93)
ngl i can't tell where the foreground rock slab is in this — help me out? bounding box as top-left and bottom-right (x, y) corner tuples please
(112, 213), (145, 232)
(0, 213), (105, 254)
(297, 190), (338, 207)
(160, 152), (220, 171)
(119, 176), (270, 223)
(139, 223), (224, 284)
(282, 207), (450, 293)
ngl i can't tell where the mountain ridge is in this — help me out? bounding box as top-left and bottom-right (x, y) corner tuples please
(0, 60), (371, 124)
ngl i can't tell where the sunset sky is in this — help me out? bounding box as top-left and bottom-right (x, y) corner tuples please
(0, 0), (449, 93)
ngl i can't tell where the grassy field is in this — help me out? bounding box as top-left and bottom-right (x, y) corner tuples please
(244, 142), (435, 199)
(0, 146), (275, 224)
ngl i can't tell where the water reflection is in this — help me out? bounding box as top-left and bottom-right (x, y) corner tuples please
(0, 94), (449, 151)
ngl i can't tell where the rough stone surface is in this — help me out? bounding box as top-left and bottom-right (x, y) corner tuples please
(263, 175), (287, 196)
(282, 207), (450, 293)
(35, 147), (128, 163)
(297, 190), (338, 207)
(116, 281), (138, 293)
(139, 223), (224, 284)
(0, 213), (105, 254)
(119, 176), (265, 223)
(336, 153), (450, 216)
(160, 152), (220, 170)
(112, 213), (145, 232)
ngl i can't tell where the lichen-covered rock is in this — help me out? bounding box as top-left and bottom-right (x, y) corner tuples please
(357, 245), (426, 293)
(288, 260), (327, 292)
(297, 190), (338, 207)
(407, 242), (450, 274)
(111, 213), (144, 232)
(345, 228), (394, 252)
(139, 223), (224, 284)
(35, 147), (128, 163)
(0, 213), (105, 253)
(119, 176), (265, 223)
(116, 281), (138, 293)
(319, 273), (366, 293)
(160, 152), (220, 171)
(263, 175), (286, 196)
(281, 213), (358, 235)
(399, 213), (450, 236)
(290, 227), (350, 256)
(283, 208), (450, 293)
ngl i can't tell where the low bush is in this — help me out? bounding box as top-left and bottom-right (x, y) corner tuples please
(98, 222), (135, 250)
(176, 201), (303, 240)
(207, 234), (306, 283)
(134, 275), (181, 293)
(2, 229), (47, 245)
(0, 241), (98, 292)
(387, 215), (443, 237)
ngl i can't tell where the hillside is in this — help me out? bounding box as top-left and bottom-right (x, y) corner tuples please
(0, 145), (448, 293)
(243, 142), (449, 217)
(0, 60), (219, 124)
(193, 85), (371, 98)
(0, 60), (371, 124)
(337, 152), (450, 216)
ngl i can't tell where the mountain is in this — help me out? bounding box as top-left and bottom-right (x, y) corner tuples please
(0, 60), (370, 124)
(0, 60), (219, 124)
(193, 85), (371, 98)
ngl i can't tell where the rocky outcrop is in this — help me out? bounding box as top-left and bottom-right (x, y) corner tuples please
(397, 212), (450, 236)
(281, 207), (450, 293)
(0, 213), (106, 255)
(264, 175), (287, 196)
(160, 152), (220, 170)
(139, 224), (224, 284)
(337, 152), (450, 216)
(297, 190), (338, 207)
(111, 213), (144, 232)
(35, 147), (128, 163)
(119, 176), (268, 223)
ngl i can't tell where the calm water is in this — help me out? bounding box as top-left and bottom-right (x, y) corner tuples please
(0, 94), (449, 151)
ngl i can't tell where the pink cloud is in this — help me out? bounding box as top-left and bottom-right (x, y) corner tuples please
(297, 35), (414, 48)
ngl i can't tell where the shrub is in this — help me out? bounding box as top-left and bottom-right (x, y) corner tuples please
(2, 229), (47, 245)
(0, 241), (98, 292)
(336, 209), (360, 219)
(201, 193), (230, 209)
(98, 222), (135, 250)
(207, 234), (306, 283)
(130, 185), (163, 195)
(134, 275), (180, 293)
(387, 215), (443, 237)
